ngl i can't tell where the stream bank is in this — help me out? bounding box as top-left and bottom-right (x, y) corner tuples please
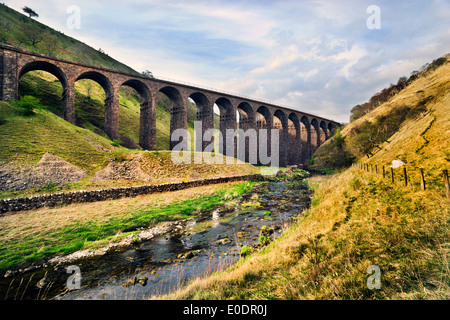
(1, 172), (313, 300)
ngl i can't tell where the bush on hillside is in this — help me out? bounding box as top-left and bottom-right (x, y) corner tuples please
(310, 127), (355, 169)
(349, 56), (447, 123)
(346, 105), (413, 158)
(11, 95), (44, 116)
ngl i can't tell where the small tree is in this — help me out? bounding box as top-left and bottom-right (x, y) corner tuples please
(141, 70), (154, 78)
(346, 121), (382, 158)
(23, 6), (38, 18)
(20, 24), (44, 46)
(40, 34), (58, 54)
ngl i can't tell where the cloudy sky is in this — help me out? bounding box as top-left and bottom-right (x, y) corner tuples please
(5, 0), (450, 122)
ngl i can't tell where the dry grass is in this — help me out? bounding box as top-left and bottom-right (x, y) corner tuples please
(341, 58), (450, 185)
(159, 169), (449, 300)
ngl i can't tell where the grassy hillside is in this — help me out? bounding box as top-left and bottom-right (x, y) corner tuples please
(311, 54), (450, 186)
(0, 3), (137, 74)
(159, 54), (450, 300)
(163, 170), (448, 300)
(0, 98), (257, 198)
(1, 4), (220, 151)
(0, 3), (240, 201)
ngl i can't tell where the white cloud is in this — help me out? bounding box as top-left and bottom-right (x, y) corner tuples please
(330, 45), (368, 78)
(3, 0), (449, 123)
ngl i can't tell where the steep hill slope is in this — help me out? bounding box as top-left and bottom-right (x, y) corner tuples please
(312, 54), (449, 185)
(160, 54), (450, 300)
(0, 4), (230, 198)
(0, 3), (137, 74)
(0, 100), (257, 198)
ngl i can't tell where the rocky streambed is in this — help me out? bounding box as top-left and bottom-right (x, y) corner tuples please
(1, 174), (313, 300)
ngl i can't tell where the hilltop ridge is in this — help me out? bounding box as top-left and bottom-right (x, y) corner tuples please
(0, 5), (249, 197)
(0, 3), (138, 74)
(311, 53), (450, 182)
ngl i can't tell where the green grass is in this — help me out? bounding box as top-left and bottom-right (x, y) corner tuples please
(0, 97), (259, 199)
(0, 3), (138, 74)
(2, 3), (221, 153)
(0, 181), (256, 272)
(0, 101), (112, 172)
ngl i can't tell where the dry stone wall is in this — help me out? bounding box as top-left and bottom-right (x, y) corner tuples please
(0, 174), (263, 213)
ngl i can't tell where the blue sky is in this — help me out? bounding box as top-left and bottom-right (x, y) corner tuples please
(5, 0), (450, 122)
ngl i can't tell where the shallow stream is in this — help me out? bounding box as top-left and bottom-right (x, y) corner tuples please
(1, 177), (312, 300)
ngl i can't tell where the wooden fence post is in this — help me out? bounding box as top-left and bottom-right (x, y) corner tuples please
(403, 167), (408, 187)
(443, 170), (450, 200)
(420, 168), (426, 191)
(391, 167), (394, 183)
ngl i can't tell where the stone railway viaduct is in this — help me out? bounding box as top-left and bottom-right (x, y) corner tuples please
(0, 44), (340, 167)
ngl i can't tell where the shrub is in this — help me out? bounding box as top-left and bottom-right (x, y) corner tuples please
(263, 211), (271, 216)
(11, 96), (43, 116)
(132, 236), (141, 244)
(36, 182), (59, 192)
(311, 127), (355, 169)
(258, 235), (268, 244)
(240, 245), (252, 256)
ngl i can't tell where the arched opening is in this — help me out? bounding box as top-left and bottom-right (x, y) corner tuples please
(320, 120), (328, 144)
(274, 110), (288, 167)
(188, 92), (212, 152)
(328, 122), (336, 137)
(18, 61), (69, 120)
(158, 86), (186, 150)
(288, 113), (301, 166)
(118, 79), (152, 150)
(235, 102), (255, 163)
(310, 118), (320, 154)
(300, 116), (311, 166)
(74, 71), (116, 139)
(256, 106), (272, 165)
(214, 97), (234, 156)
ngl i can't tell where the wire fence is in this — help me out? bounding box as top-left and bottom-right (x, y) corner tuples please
(352, 162), (450, 200)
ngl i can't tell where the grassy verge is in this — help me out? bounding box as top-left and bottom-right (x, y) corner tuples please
(0, 180), (256, 273)
(161, 168), (449, 300)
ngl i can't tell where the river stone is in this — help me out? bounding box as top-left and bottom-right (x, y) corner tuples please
(124, 276), (137, 287)
(36, 276), (48, 289)
(138, 277), (148, 286)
